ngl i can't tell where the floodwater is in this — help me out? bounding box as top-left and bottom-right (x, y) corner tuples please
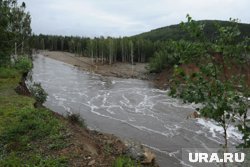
(29, 54), (242, 167)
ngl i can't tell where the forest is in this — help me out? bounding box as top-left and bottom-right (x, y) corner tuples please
(29, 35), (160, 65)
(29, 20), (250, 73)
(135, 20), (250, 41)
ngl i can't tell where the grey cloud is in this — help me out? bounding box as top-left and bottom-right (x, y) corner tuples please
(23, 0), (250, 37)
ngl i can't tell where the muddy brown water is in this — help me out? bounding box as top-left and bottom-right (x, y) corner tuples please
(28, 54), (243, 167)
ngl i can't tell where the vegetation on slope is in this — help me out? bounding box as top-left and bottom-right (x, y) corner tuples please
(135, 20), (250, 42)
(0, 68), (68, 166)
(168, 15), (250, 151)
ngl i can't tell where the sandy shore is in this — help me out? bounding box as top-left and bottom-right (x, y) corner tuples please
(39, 50), (149, 80)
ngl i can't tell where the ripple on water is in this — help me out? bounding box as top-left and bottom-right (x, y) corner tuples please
(31, 54), (244, 167)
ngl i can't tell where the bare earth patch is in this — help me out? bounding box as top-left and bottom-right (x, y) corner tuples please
(40, 50), (149, 80)
(51, 113), (127, 167)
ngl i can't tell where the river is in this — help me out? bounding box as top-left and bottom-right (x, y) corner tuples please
(29, 54), (242, 166)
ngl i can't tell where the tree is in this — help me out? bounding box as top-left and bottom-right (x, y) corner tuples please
(9, 1), (32, 53)
(170, 15), (250, 151)
(108, 38), (113, 65)
(0, 0), (31, 66)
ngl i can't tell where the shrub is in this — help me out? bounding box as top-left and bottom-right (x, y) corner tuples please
(149, 51), (168, 73)
(149, 41), (180, 73)
(113, 156), (139, 167)
(29, 82), (48, 104)
(67, 113), (86, 128)
(14, 56), (32, 73)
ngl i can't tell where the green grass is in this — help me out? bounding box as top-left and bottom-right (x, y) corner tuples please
(113, 156), (140, 167)
(0, 67), (69, 166)
(0, 153), (67, 167)
(0, 68), (19, 79)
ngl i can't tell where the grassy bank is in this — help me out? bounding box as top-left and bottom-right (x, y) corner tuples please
(0, 68), (142, 166)
(0, 68), (69, 166)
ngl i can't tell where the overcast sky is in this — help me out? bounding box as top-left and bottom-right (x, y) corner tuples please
(23, 0), (250, 37)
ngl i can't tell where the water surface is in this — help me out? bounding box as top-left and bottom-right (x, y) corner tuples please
(30, 54), (241, 167)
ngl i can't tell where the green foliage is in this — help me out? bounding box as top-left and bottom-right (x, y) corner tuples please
(29, 82), (48, 104)
(104, 143), (112, 155)
(32, 19), (250, 66)
(0, 108), (66, 151)
(113, 156), (140, 167)
(135, 19), (250, 42)
(149, 39), (206, 73)
(0, 72), (68, 166)
(0, 67), (19, 78)
(149, 50), (169, 72)
(0, 153), (68, 167)
(14, 56), (32, 73)
(31, 35), (156, 64)
(0, 0), (32, 66)
(170, 14), (250, 149)
(149, 41), (176, 72)
(67, 113), (86, 128)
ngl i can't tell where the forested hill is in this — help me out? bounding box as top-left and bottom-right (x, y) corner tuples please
(134, 20), (250, 41)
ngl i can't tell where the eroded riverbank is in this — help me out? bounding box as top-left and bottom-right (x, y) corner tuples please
(0, 69), (134, 166)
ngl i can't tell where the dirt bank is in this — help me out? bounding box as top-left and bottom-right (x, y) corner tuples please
(38, 50), (172, 89)
(40, 50), (150, 80)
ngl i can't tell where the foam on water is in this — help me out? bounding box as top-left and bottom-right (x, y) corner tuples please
(196, 118), (243, 141)
(30, 54), (246, 167)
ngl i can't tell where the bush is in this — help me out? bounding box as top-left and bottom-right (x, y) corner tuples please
(113, 156), (139, 167)
(29, 82), (48, 104)
(67, 113), (86, 128)
(149, 51), (169, 73)
(14, 56), (32, 73)
(149, 41), (180, 73)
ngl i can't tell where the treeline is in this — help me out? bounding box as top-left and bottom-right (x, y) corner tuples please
(149, 19), (250, 73)
(135, 20), (250, 42)
(30, 35), (165, 64)
(0, 0), (31, 66)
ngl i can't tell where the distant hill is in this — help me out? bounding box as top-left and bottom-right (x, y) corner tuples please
(134, 20), (250, 41)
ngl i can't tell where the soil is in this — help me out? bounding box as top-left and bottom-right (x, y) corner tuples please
(40, 51), (150, 80)
(51, 113), (127, 167)
(15, 72), (32, 96)
(52, 116), (158, 166)
(152, 67), (174, 89)
(39, 50), (173, 89)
